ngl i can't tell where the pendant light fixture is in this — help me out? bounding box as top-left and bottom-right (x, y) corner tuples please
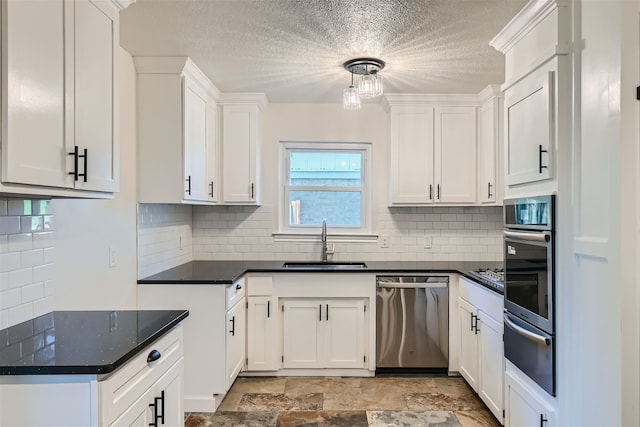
(342, 58), (385, 110)
(343, 68), (361, 110)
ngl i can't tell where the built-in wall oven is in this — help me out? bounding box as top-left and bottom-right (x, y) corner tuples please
(503, 194), (556, 396)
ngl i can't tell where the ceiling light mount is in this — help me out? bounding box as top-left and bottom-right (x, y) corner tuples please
(343, 58), (386, 75)
(342, 58), (386, 110)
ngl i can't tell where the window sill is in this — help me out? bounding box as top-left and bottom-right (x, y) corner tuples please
(272, 232), (378, 243)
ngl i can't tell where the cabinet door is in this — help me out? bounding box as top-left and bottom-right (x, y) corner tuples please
(221, 104), (259, 204)
(505, 370), (555, 427)
(282, 300), (322, 368)
(478, 311), (504, 422)
(389, 107), (435, 205)
(225, 298), (246, 389)
(154, 358), (184, 427)
(72, 0), (118, 192)
(206, 102), (218, 202)
(108, 386), (154, 427)
(458, 297), (479, 390)
(247, 296), (277, 371)
(479, 99), (499, 204)
(434, 106), (477, 203)
(183, 78), (209, 201)
(2, 0), (69, 188)
(504, 69), (554, 186)
(324, 300), (366, 369)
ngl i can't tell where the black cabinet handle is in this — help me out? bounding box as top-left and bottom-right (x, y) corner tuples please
(437, 184), (441, 200)
(326, 304), (329, 321)
(488, 182), (493, 198)
(267, 300), (270, 318)
(470, 313), (475, 331)
(229, 316), (235, 336)
(79, 148), (87, 182)
(540, 413), (548, 426)
(539, 145), (548, 173)
(474, 315), (480, 335)
(149, 390), (165, 426)
(319, 304), (322, 321)
(429, 184), (433, 200)
(147, 349), (161, 363)
(251, 183), (255, 199)
(185, 175), (192, 195)
(236, 283), (242, 290)
(209, 181), (214, 197)
(68, 146), (79, 181)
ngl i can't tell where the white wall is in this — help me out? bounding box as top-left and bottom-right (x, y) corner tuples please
(137, 103), (503, 274)
(51, 48), (138, 310)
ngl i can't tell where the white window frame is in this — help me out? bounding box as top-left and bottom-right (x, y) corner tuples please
(276, 141), (374, 241)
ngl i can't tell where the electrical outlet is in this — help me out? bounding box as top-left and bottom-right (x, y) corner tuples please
(109, 246), (117, 268)
(424, 236), (432, 249)
(380, 235), (389, 248)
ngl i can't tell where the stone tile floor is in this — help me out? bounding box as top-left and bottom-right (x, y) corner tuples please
(185, 376), (501, 426)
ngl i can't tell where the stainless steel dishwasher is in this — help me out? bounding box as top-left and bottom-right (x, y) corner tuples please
(376, 275), (449, 373)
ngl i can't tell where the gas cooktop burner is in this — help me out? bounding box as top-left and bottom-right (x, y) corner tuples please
(467, 268), (504, 293)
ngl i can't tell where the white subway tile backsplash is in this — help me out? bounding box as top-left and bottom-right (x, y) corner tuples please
(0, 216), (21, 235)
(8, 268), (33, 289)
(21, 282), (44, 303)
(0, 288), (21, 310)
(21, 249), (44, 268)
(8, 233), (33, 252)
(0, 198), (53, 329)
(0, 252), (21, 273)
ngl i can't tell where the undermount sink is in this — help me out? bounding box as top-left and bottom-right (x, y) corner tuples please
(282, 261), (368, 269)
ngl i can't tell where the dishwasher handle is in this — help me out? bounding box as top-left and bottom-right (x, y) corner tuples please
(376, 282), (448, 289)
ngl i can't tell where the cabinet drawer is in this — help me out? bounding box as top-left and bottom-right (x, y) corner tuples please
(99, 324), (183, 426)
(227, 279), (246, 309)
(459, 277), (503, 320)
(247, 276), (273, 296)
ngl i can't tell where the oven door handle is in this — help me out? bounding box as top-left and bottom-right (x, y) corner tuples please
(503, 230), (550, 243)
(504, 313), (551, 346)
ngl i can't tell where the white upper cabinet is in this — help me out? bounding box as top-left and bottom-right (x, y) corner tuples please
(434, 106), (477, 204)
(503, 68), (554, 186)
(386, 96), (479, 206)
(478, 86), (503, 204)
(490, 0), (571, 196)
(135, 56), (220, 204)
(0, 0), (129, 197)
(219, 94), (267, 205)
(388, 105), (435, 205)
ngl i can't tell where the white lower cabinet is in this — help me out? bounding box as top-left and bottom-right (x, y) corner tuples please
(504, 364), (555, 427)
(458, 277), (504, 423)
(225, 295), (246, 389)
(247, 295), (278, 371)
(137, 281), (246, 412)
(0, 325), (184, 427)
(109, 357), (184, 427)
(282, 299), (367, 369)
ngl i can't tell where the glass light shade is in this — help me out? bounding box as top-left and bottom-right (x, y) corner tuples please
(358, 73), (377, 99)
(343, 85), (361, 110)
(372, 73), (383, 97)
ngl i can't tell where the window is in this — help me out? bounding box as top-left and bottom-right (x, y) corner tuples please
(281, 142), (371, 235)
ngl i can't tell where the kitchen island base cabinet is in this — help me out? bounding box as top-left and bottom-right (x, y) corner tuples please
(282, 299), (367, 370)
(458, 277), (504, 424)
(0, 325), (184, 427)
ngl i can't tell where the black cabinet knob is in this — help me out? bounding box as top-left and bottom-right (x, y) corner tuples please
(147, 349), (161, 363)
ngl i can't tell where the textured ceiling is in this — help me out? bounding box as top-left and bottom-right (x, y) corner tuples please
(120, 0), (527, 104)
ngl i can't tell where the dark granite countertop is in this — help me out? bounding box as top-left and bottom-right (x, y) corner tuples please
(138, 260), (504, 293)
(0, 310), (189, 375)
